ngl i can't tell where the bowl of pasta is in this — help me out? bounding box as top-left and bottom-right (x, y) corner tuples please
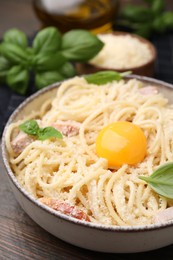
(2, 71), (173, 253)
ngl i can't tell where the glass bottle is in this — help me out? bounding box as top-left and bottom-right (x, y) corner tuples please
(32, 0), (120, 34)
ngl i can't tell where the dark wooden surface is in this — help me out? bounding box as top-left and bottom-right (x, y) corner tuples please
(1, 1), (173, 259)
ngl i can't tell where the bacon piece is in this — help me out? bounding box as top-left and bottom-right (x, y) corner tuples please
(139, 86), (158, 95)
(11, 119), (44, 155)
(153, 207), (173, 224)
(11, 119), (80, 154)
(12, 131), (33, 155)
(52, 120), (81, 137)
(39, 197), (90, 222)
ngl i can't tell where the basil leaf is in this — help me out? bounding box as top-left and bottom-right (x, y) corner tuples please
(162, 12), (173, 28)
(19, 120), (63, 140)
(121, 5), (153, 22)
(58, 62), (76, 78)
(26, 47), (34, 55)
(0, 56), (11, 81)
(33, 52), (66, 72)
(139, 163), (173, 199)
(19, 120), (40, 136)
(3, 28), (28, 48)
(152, 13), (173, 33)
(35, 71), (64, 89)
(38, 127), (63, 140)
(33, 27), (62, 54)
(0, 42), (28, 65)
(61, 30), (104, 61)
(0, 55), (11, 70)
(7, 65), (29, 95)
(151, 0), (165, 15)
(84, 71), (131, 85)
(0, 71), (8, 82)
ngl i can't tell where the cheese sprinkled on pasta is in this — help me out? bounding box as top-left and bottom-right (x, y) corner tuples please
(5, 76), (173, 226)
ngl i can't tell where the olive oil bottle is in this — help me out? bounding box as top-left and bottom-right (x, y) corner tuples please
(32, 0), (120, 34)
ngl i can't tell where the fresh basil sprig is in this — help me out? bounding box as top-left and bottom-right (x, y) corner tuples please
(7, 65), (29, 95)
(4, 28), (28, 48)
(84, 71), (131, 85)
(32, 52), (66, 72)
(33, 27), (62, 54)
(0, 56), (11, 82)
(0, 27), (104, 94)
(19, 120), (63, 140)
(0, 42), (29, 66)
(61, 29), (104, 61)
(118, 0), (173, 38)
(35, 71), (64, 90)
(139, 163), (173, 199)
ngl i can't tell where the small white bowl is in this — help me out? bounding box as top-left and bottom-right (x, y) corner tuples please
(2, 75), (173, 253)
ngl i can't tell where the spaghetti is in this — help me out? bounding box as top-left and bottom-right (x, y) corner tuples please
(5, 76), (173, 226)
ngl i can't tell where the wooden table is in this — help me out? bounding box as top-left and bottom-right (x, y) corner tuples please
(1, 1), (173, 259)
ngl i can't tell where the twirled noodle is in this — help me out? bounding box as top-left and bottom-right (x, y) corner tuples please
(5, 76), (173, 226)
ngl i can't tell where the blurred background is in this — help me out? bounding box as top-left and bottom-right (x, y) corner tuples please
(0, 0), (39, 37)
(0, 0), (173, 38)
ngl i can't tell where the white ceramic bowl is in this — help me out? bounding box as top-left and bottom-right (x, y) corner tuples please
(2, 75), (173, 253)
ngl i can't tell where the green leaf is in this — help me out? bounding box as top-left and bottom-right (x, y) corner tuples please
(7, 65), (29, 95)
(162, 12), (173, 28)
(33, 27), (62, 54)
(3, 28), (28, 48)
(152, 12), (173, 33)
(0, 56), (11, 81)
(0, 55), (11, 70)
(0, 42), (28, 65)
(0, 70), (8, 82)
(26, 47), (34, 55)
(151, 0), (165, 15)
(84, 71), (131, 85)
(19, 120), (63, 140)
(61, 30), (104, 61)
(33, 52), (66, 72)
(139, 163), (173, 199)
(58, 62), (76, 78)
(152, 16), (166, 33)
(19, 120), (40, 136)
(121, 5), (153, 22)
(38, 127), (63, 140)
(35, 71), (64, 89)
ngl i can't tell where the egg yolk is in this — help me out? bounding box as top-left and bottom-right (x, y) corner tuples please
(96, 121), (147, 168)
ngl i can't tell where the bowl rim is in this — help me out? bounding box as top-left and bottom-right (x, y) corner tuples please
(86, 31), (157, 71)
(2, 74), (173, 233)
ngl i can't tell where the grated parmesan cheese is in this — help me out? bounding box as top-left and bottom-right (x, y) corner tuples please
(89, 34), (153, 69)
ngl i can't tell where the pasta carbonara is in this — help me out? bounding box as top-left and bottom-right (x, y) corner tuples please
(5, 76), (173, 226)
